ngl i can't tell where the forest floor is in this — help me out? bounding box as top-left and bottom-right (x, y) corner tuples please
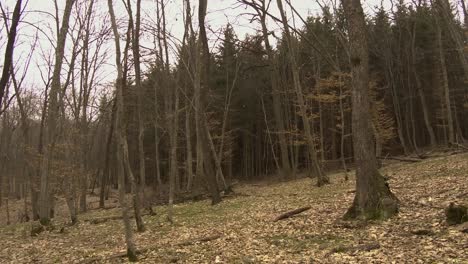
(0, 152), (467, 263)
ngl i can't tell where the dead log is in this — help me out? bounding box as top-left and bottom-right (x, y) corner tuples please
(378, 156), (421, 163)
(176, 234), (222, 246)
(450, 142), (468, 151)
(273, 206), (311, 222)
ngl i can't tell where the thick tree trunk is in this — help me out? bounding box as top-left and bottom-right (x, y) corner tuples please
(342, 0), (398, 220)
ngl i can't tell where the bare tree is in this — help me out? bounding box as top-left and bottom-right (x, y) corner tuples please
(0, 0), (22, 113)
(275, 0), (329, 186)
(342, 0), (398, 220)
(126, 0), (147, 232)
(198, 0), (222, 205)
(37, 0), (76, 225)
(107, 0), (138, 260)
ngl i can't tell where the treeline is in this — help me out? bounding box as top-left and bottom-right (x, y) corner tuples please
(0, 0), (466, 232)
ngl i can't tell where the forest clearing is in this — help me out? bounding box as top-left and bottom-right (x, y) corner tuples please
(1, 152), (467, 263)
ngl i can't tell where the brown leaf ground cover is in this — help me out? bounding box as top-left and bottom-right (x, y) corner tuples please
(0, 153), (467, 263)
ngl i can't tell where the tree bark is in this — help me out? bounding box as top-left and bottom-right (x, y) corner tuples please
(0, 0), (22, 112)
(198, 0), (221, 205)
(100, 99), (117, 208)
(127, 0), (146, 190)
(342, 0), (398, 220)
(108, 0), (139, 259)
(38, 0), (75, 225)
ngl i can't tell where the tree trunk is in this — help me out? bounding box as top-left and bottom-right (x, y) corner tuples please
(107, 0), (139, 259)
(126, 0), (146, 191)
(100, 99), (117, 208)
(38, 0), (75, 225)
(255, 1), (291, 178)
(342, 0), (398, 220)
(411, 23), (437, 147)
(276, 0), (328, 186)
(338, 83), (349, 180)
(167, 84), (179, 222)
(435, 14), (455, 144)
(185, 99), (193, 191)
(198, 0), (221, 205)
(0, 0), (22, 112)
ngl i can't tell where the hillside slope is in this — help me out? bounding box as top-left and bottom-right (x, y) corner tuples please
(0, 153), (467, 263)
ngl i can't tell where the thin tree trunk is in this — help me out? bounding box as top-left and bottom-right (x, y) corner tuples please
(167, 84), (179, 222)
(0, 0), (22, 112)
(38, 0), (75, 225)
(411, 23), (437, 147)
(185, 99), (193, 191)
(435, 14), (455, 144)
(108, 0), (139, 259)
(78, 0), (95, 214)
(100, 99), (117, 208)
(339, 84), (349, 180)
(276, 0), (328, 186)
(126, 0), (146, 191)
(198, 0), (221, 205)
(254, 1), (291, 178)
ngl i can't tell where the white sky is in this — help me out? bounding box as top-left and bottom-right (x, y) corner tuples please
(1, 0), (393, 100)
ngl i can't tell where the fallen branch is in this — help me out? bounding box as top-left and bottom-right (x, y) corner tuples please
(452, 143), (468, 151)
(273, 206), (311, 222)
(176, 234), (222, 246)
(378, 156), (421, 163)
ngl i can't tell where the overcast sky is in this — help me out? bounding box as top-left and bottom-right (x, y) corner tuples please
(1, 0), (394, 98)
